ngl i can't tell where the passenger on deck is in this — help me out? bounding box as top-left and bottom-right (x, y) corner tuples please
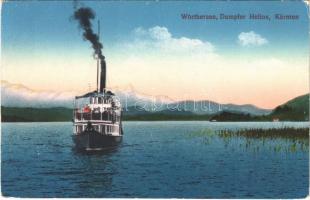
(102, 111), (109, 120)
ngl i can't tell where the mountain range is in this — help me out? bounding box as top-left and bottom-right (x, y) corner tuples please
(2, 92), (309, 122)
(1, 80), (271, 116)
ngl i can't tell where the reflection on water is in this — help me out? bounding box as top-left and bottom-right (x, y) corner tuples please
(71, 144), (124, 197)
(1, 121), (309, 198)
(72, 154), (115, 197)
(72, 145), (120, 155)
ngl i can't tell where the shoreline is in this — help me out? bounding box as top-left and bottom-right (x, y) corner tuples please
(2, 120), (309, 123)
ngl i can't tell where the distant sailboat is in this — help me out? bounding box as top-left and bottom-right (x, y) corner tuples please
(218, 103), (222, 111)
(209, 101), (211, 111)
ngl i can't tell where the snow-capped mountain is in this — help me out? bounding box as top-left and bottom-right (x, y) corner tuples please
(1, 80), (271, 115)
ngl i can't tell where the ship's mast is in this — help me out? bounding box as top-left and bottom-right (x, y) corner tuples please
(97, 59), (99, 93)
(96, 20), (100, 93)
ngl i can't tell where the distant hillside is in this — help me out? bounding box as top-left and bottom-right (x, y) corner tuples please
(123, 107), (210, 121)
(221, 103), (271, 116)
(210, 94), (309, 122)
(166, 100), (271, 116)
(1, 107), (72, 122)
(122, 106), (152, 116)
(269, 94), (309, 121)
(123, 113), (210, 121)
(210, 111), (257, 122)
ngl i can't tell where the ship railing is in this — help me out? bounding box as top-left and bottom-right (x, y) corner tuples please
(75, 96), (121, 107)
(98, 124), (120, 135)
(74, 110), (120, 123)
(74, 123), (120, 135)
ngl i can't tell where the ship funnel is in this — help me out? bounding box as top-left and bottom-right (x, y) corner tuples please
(99, 58), (106, 93)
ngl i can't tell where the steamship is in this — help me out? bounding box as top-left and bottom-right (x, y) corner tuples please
(72, 57), (123, 151)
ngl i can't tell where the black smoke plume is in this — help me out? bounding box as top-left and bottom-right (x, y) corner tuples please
(74, 7), (104, 60)
(73, 6), (107, 92)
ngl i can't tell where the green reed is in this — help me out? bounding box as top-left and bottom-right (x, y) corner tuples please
(218, 127), (309, 140)
(189, 127), (309, 153)
(218, 128), (309, 152)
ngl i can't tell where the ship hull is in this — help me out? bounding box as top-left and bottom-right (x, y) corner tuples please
(72, 131), (122, 151)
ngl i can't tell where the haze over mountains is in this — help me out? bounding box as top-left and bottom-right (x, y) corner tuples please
(1, 80), (75, 108)
(1, 80), (271, 115)
(2, 80), (309, 122)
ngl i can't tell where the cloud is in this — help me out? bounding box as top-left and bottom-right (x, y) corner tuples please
(148, 26), (172, 40)
(107, 26), (221, 99)
(108, 26), (305, 106)
(128, 26), (215, 55)
(238, 31), (268, 46)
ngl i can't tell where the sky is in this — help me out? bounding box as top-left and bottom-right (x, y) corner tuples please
(1, 1), (309, 109)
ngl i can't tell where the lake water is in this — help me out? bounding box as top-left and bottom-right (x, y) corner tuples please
(1, 121), (309, 198)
